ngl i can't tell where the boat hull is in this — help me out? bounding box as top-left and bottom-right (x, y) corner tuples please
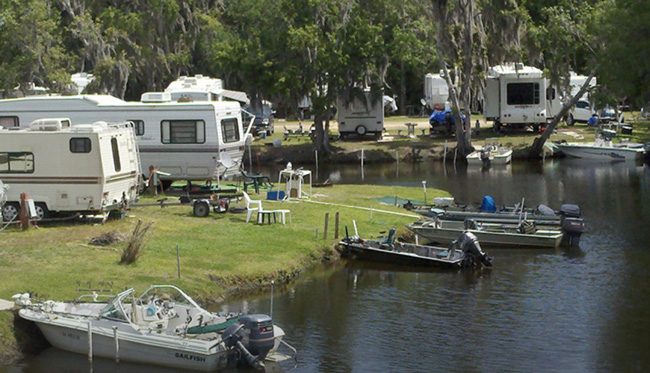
(22, 312), (231, 371)
(340, 242), (461, 268)
(558, 143), (644, 161)
(408, 224), (563, 248)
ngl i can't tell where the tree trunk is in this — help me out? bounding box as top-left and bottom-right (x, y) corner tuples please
(529, 70), (597, 157)
(441, 63), (472, 157)
(312, 109), (332, 154)
(399, 61), (406, 116)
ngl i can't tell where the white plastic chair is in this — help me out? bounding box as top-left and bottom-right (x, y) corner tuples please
(242, 191), (263, 223)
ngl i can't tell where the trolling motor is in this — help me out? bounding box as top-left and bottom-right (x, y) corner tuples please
(455, 231), (492, 268)
(222, 314), (275, 369)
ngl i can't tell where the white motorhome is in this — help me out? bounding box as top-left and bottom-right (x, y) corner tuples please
(337, 91), (386, 138)
(424, 72), (449, 110)
(484, 63), (548, 131)
(546, 72), (597, 125)
(0, 118), (140, 221)
(0, 95), (248, 181)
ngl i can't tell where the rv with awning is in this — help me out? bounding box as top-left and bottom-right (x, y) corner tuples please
(0, 94), (249, 181)
(0, 118), (140, 221)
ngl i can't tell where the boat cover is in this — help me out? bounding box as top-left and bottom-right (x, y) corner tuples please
(480, 195), (497, 212)
(186, 317), (239, 335)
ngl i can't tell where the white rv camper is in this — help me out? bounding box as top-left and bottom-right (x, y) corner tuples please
(424, 72), (449, 110)
(164, 75), (250, 104)
(484, 63), (548, 131)
(337, 91), (386, 138)
(0, 95), (248, 181)
(0, 118), (140, 221)
(546, 73), (597, 125)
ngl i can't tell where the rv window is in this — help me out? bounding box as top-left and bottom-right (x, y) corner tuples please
(576, 101), (590, 109)
(70, 138), (92, 153)
(0, 116), (19, 129)
(546, 87), (556, 100)
(221, 118), (240, 143)
(161, 120), (206, 144)
(507, 83), (540, 105)
(111, 138), (121, 172)
(0, 152), (34, 173)
(129, 120), (145, 136)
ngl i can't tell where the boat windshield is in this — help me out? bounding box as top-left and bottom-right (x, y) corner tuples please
(100, 288), (134, 322)
(137, 285), (202, 310)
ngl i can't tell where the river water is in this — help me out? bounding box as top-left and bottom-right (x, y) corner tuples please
(6, 159), (650, 372)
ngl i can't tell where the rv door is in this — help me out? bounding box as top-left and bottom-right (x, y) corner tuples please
(484, 77), (500, 119)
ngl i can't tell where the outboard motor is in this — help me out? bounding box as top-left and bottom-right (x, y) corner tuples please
(480, 148), (491, 167)
(559, 204), (581, 218)
(457, 231), (492, 268)
(222, 314), (275, 369)
(561, 217), (586, 247)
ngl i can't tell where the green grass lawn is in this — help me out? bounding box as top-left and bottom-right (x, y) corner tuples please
(0, 184), (444, 304)
(1, 184), (448, 361)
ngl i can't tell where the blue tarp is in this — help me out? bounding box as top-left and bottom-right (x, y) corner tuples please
(429, 109), (467, 127)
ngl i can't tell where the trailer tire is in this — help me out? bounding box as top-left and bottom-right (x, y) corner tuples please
(193, 201), (210, 217)
(2, 202), (19, 222)
(355, 125), (367, 136)
(566, 114), (575, 126)
(34, 203), (49, 220)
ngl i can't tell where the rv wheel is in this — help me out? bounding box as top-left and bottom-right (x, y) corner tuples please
(1, 203), (19, 222)
(34, 203), (49, 220)
(355, 125), (367, 136)
(566, 114), (575, 126)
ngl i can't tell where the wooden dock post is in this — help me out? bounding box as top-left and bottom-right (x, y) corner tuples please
(334, 212), (340, 239)
(443, 140), (448, 165)
(360, 148), (365, 180)
(323, 213), (330, 239)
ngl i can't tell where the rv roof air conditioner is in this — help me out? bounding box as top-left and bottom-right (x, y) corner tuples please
(141, 92), (172, 103)
(29, 118), (72, 131)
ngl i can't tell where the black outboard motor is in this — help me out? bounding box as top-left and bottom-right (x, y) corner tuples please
(559, 204), (581, 218)
(558, 204), (585, 247)
(222, 314), (275, 369)
(457, 231), (492, 267)
(480, 148), (491, 167)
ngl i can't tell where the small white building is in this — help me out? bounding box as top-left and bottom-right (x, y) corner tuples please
(0, 118), (140, 221)
(0, 94), (248, 181)
(484, 63), (548, 131)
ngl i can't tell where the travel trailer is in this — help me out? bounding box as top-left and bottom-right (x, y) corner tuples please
(484, 63), (548, 131)
(546, 72), (597, 125)
(423, 72), (449, 111)
(0, 95), (249, 181)
(0, 118), (140, 221)
(337, 91), (396, 138)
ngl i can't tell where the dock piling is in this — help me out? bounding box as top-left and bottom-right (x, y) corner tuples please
(334, 212), (340, 239)
(87, 321), (93, 362)
(323, 213), (329, 239)
(113, 326), (120, 363)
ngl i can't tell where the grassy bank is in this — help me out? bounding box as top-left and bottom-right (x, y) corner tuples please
(0, 184), (446, 364)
